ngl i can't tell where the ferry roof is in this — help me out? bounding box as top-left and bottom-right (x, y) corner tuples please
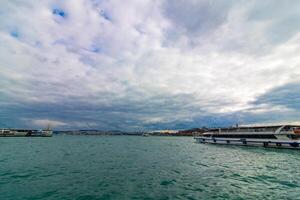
(1, 128), (38, 131)
(209, 125), (300, 131)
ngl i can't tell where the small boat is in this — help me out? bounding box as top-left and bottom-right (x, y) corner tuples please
(142, 133), (150, 137)
(194, 125), (300, 149)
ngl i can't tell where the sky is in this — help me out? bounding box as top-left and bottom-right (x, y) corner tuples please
(1, 0), (300, 130)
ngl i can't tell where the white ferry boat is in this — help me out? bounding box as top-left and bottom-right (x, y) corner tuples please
(194, 125), (300, 149)
(0, 128), (53, 137)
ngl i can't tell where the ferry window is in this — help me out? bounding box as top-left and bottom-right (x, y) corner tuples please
(289, 135), (300, 140)
(214, 134), (277, 139)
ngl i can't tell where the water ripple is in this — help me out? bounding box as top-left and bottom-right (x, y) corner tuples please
(0, 136), (299, 200)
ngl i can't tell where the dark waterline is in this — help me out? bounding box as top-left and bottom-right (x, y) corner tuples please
(0, 136), (299, 200)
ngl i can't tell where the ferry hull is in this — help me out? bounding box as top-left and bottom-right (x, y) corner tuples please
(195, 137), (300, 149)
(0, 134), (52, 137)
(0, 129), (53, 137)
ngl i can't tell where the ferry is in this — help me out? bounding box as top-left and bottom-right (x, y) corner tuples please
(0, 128), (53, 137)
(194, 125), (300, 149)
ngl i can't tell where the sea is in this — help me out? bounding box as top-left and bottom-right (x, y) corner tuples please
(0, 135), (299, 200)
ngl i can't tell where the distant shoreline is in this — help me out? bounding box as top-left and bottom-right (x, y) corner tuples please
(54, 128), (206, 137)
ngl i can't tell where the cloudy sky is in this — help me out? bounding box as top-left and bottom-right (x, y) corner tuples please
(1, 0), (300, 130)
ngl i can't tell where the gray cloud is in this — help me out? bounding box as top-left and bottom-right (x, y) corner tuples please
(254, 82), (300, 110)
(1, 0), (300, 130)
(248, 0), (300, 44)
(163, 0), (233, 35)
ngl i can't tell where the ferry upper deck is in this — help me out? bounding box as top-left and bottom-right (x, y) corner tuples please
(195, 125), (300, 149)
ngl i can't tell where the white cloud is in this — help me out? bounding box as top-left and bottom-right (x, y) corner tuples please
(30, 119), (67, 128)
(1, 0), (300, 129)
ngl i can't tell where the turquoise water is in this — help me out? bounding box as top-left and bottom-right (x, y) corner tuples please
(0, 136), (299, 200)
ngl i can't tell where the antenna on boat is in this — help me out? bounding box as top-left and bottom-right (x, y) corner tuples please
(46, 123), (51, 131)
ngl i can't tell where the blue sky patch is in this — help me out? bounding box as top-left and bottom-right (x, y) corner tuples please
(10, 30), (19, 38)
(90, 46), (101, 53)
(100, 10), (111, 21)
(53, 8), (66, 18)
